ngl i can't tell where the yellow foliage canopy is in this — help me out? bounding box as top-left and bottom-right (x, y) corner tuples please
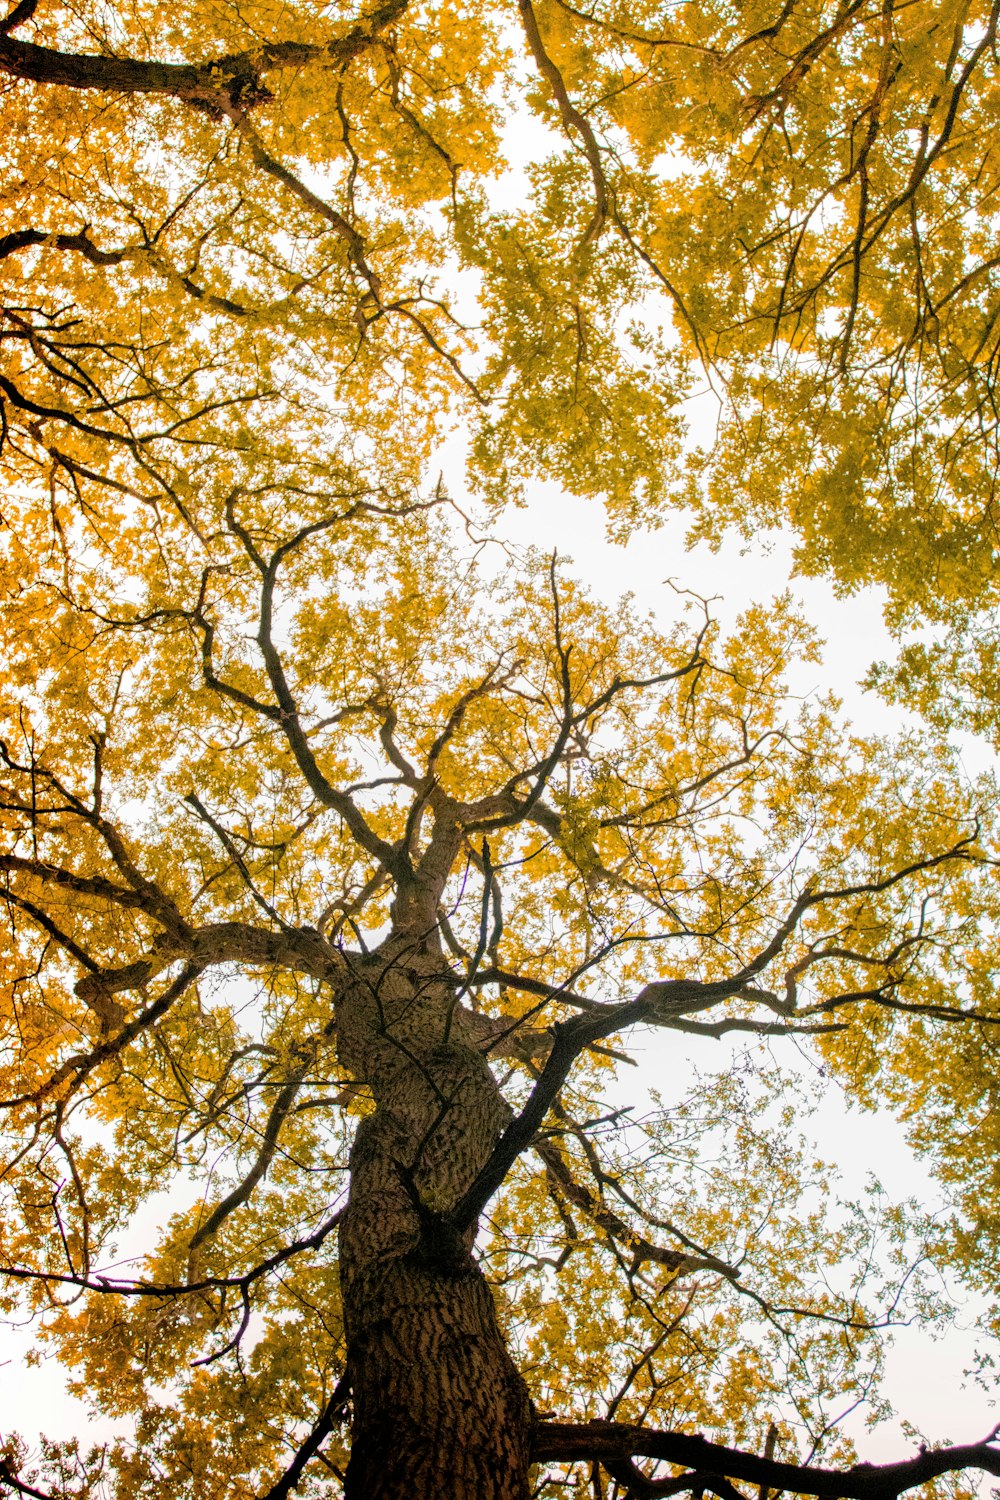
(2, 1), (1000, 1497)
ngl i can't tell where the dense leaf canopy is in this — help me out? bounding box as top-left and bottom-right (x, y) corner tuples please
(2, 0), (1000, 1496)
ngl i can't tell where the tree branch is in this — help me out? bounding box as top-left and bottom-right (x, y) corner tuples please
(258, 1376), (351, 1500)
(533, 1421), (1000, 1499)
(0, 962), (203, 1108)
(0, 0), (407, 114)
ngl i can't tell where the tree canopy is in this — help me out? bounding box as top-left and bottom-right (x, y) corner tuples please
(2, 0), (1000, 1496)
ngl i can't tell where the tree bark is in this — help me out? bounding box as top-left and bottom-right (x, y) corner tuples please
(335, 935), (533, 1500)
(0, 0), (409, 113)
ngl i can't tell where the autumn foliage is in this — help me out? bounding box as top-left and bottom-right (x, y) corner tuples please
(2, 0), (1000, 1496)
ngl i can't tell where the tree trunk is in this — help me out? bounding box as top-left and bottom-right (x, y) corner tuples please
(336, 937), (533, 1500)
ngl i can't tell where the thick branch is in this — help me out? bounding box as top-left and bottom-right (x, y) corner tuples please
(188, 1053), (313, 1250)
(242, 517), (406, 878)
(533, 1422), (1000, 1500)
(536, 1137), (733, 1277)
(0, 227), (124, 265)
(451, 831), (985, 1226)
(0, 962), (203, 1108)
(518, 0), (608, 247)
(258, 1377), (351, 1500)
(0, 1459), (55, 1500)
(0, 0), (407, 114)
(0, 852), (147, 909)
(450, 993), (666, 1228)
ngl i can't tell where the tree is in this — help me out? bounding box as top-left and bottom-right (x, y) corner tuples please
(2, 0), (1000, 1497)
(4, 503), (1000, 1500)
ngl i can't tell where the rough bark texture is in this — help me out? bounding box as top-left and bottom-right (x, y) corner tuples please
(336, 935), (533, 1500)
(0, 0), (409, 113)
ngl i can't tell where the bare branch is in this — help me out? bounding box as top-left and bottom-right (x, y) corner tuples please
(533, 1421), (1000, 1500)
